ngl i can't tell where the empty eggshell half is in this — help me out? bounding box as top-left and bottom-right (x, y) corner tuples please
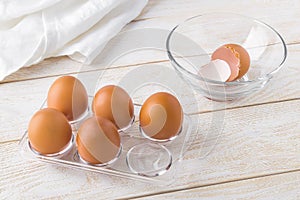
(211, 45), (240, 81)
(225, 44), (250, 79)
(47, 76), (88, 121)
(28, 108), (73, 155)
(198, 59), (231, 82)
(76, 116), (121, 165)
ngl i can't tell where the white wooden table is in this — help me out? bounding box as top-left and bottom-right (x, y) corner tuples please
(1, 1), (300, 199)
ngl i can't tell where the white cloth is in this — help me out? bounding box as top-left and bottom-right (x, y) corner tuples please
(0, 0), (148, 80)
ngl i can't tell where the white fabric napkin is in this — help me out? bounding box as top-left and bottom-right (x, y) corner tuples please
(0, 0), (148, 80)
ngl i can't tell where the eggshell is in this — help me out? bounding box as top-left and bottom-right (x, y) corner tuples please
(198, 59), (231, 82)
(28, 108), (72, 155)
(92, 85), (134, 129)
(76, 116), (121, 164)
(139, 92), (183, 141)
(211, 45), (240, 81)
(225, 44), (250, 79)
(47, 76), (88, 121)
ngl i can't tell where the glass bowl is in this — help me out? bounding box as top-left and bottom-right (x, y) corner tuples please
(166, 13), (287, 101)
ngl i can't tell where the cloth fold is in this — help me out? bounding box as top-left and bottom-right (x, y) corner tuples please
(0, 0), (148, 80)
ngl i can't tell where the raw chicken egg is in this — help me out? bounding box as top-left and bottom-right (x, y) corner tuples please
(47, 76), (88, 121)
(139, 92), (183, 141)
(92, 85), (134, 130)
(76, 116), (121, 165)
(28, 108), (73, 155)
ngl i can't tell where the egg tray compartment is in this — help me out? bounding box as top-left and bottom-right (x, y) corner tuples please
(19, 96), (193, 184)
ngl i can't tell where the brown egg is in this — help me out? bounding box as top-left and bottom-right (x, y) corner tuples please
(211, 45), (240, 81)
(211, 44), (250, 81)
(225, 44), (250, 79)
(92, 85), (134, 130)
(28, 108), (72, 155)
(139, 92), (183, 141)
(76, 116), (121, 165)
(47, 76), (88, 121)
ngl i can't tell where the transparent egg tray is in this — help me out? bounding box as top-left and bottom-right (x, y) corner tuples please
(19, 94), (193, 185)
(18, 29), (228, 185)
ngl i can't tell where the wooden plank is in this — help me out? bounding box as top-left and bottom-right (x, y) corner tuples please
(123, 0), (300, 46)
(137, 0), (300, 27)
(0, 100), (299, 199)
(1, 0), (300, 83)
(0, 49), (168, 84)
(1, 42), (299, 142)
(132, 171), (300, 199)
(1, 1), (299, 199)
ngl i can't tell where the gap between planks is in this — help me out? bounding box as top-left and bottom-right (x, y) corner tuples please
(0, 139), (20, 145)
(0, 59), (168, 85)
(188, 97), (300, 115)
(122, 168), (300, 200)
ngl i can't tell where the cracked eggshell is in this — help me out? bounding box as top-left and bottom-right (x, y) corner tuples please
(212, 45), (240, 81)
(226, 44), (250, 79)
(198, 59), (231, 82)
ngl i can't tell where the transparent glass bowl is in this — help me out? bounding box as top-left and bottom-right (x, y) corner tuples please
(166, 13), (287, 101)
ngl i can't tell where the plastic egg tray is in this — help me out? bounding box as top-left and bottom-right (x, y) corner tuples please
(19, 94), (193, 185)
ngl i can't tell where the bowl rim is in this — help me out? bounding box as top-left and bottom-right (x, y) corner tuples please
(166, 12), (288, 85)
